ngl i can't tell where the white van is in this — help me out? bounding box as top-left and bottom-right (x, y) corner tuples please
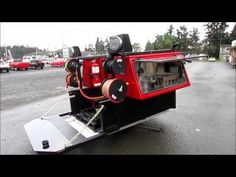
(0, 59), (10, 72)
(22, 56), (31, 63)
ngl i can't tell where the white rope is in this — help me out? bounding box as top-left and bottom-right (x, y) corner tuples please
(66, 104), (104, 147)
(40, 93), (72, 119)
(39, 88), (104, 147)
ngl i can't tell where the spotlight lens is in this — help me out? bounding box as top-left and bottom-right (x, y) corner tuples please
(109, 36), (122, 51)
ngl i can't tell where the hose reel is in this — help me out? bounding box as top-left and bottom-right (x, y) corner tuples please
(101, 78), (127, 103)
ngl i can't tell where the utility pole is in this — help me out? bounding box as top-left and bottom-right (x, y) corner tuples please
(5, 46), (7, 60)
(219, 30), (223, 60)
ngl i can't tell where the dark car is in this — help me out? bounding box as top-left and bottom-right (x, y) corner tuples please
(29, 60), (45, 69)
(186, 58), (192, 63)
(182, 54), (193, 64)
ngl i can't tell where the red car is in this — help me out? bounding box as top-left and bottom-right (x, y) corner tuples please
(51, 59), (65, 67)
(10, 59), (30, 70)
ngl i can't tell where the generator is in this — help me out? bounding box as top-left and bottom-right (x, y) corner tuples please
(24, 34), (193, 153)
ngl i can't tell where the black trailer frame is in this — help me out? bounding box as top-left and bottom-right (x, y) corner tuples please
(24, 89), (176, 153)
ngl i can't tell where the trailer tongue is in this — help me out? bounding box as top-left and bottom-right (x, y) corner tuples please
(24, 34), (194, 153)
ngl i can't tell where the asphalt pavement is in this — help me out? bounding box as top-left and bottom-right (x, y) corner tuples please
(0, 65), (67, 111)
(0, 61), (235, 154)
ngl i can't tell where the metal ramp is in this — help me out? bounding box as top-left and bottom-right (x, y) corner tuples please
(24, 114), (103, 153)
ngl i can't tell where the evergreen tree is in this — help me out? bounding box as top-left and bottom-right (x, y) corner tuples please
(230, 24), (236, 41)
(203, 22), (229, 58)
(168, 25), (174, 35)
(95, 37), (105, 54)
(145, 40), (154, 51)
(87, 44), (95, 52)
(189, 27), (201, 53)
(176, 25), (189, 51)
(132, 43), (141, 52)
(153, 33), (176, 50)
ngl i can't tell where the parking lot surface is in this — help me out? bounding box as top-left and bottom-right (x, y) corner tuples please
(0, 61), (235, 154)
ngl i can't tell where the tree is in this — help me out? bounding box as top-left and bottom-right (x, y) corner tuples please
(99, 40), (105, 54)
(145, 40), (154, 51)
(168, 25), (174, 35)
(153, 33), (176, 50)
(132, 43), (141, 52)
(95, 37), (105, 54)
(95, 37), (100, 53)
(145, 25), (203, 54)
(221, 32), (231, 45)
(87, 44), (95, 52)
(189, 27), (201, 53)
(104, 38), (110, 53)
(84, 45), (88, 51)
(0, 45), (42, 59)
(176, 25), (189, 51)
(203, 22), (229, 58)
(231, 24), (236, 41)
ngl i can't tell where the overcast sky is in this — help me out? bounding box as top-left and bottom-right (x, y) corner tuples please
(1, 22), (235, 51)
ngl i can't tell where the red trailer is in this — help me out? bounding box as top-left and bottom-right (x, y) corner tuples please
(24, 34), (201, 153)
(230, 40), (236, 68)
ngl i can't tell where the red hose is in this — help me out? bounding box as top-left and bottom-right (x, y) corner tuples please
(75, 68), (105, 101)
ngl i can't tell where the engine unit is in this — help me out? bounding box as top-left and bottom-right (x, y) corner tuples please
(24, 34), (192, 153)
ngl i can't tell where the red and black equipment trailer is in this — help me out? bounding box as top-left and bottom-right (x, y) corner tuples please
(24, 34), (193, 153)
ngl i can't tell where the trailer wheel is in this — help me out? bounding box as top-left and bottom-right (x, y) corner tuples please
(41, 66), (43, 69)
(17, 68), (20, 71)
(25, 68), (28, 70)
(6, 69), (9, 72)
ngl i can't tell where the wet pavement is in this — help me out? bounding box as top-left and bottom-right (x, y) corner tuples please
(0, 61), (235, 154)
(0, 65), (67, 111)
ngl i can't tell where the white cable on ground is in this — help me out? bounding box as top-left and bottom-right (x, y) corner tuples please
(66, 104), (104, 147)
